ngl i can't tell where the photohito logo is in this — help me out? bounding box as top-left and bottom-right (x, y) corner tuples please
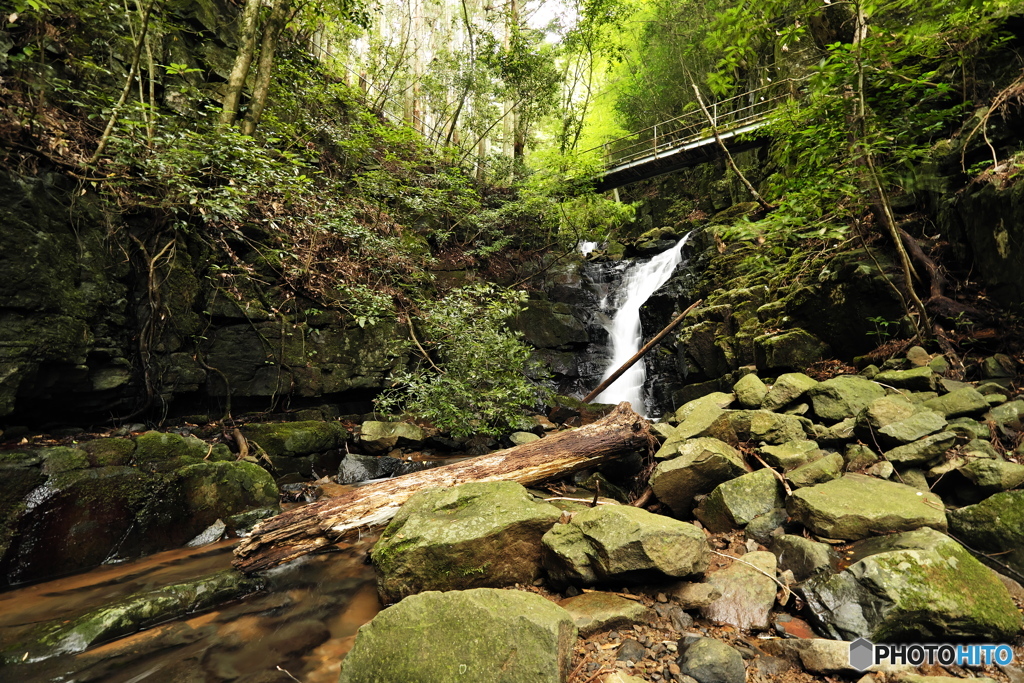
(848, 638), (1016, 671)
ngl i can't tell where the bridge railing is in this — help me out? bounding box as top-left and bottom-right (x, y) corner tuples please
(590, 80), (798, 169)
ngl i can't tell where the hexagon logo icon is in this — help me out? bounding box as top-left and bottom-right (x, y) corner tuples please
(849, 638), (874, 671)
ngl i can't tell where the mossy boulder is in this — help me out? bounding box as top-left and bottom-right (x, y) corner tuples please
(133, 430), (218, 469)
(701, 551), (778, 630)
(800, 528), (1021, 640)
(694, 468), (783, 533)
(239, 420), (348, 457)
(883, 431), (957, 466)
(175, 460), (279, 530)
(649, 437), (749, 514)
(809, 376), (886, 422)
(358, 420), (426, 453)
(733, 373), (768, 408)
(958, 459), (1024, 492)
(921, 387), (989, 418)
(38, 446), (89, 474)
(542, 505), (710, 586)
(786, 452), (844, 488)
(372, 481), (560, 603)
(703, 410), (811, 446)
(947, 490), (1024, 577)
(0, 466), (153, 584)
(338, 588), (577, 683)
(876, 411), (947, 446)
(759, 439), (822, 471)
(762, 372), (819, 412)
(80, 438), (136, 467)
(788, 474), (947, 540)
(558, 591), (651, 637)
(754, 329), (829, 371)
(873, 366), (938, 391)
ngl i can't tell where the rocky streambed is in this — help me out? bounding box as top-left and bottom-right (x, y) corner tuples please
(1, 345), (1023, 682)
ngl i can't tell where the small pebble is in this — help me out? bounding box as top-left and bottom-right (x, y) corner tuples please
(656, 592), (668, 603)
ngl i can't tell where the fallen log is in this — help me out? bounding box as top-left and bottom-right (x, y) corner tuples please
(232, 402), (653, 573)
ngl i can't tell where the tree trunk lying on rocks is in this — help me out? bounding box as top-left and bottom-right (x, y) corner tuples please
(233, 402), (654, 573)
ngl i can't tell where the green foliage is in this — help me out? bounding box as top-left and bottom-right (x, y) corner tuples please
(376, 285), (546, 437)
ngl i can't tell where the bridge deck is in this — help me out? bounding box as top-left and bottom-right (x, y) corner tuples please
(588, 82), (793, 192)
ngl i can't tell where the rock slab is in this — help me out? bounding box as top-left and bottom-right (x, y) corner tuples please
(787, 473), (947, 540)
(372, 481), (560, 603)
(338, 588), (577, 683)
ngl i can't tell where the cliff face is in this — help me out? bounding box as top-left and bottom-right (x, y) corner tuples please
(0, 168), (409, 426)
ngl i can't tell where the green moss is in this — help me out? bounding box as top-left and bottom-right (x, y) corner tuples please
(39, 446), (90, 475)
(80, 438), (136, 467)
(133, 431), (211, 470)
(239, 421), (348, 457)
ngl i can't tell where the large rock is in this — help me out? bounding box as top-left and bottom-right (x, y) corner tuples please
(755, 329), (829, 371)
(694, 468), (783, 532)
(542, 505), (709, 586)
(358, 420), (427, 453)
(701, 551), (778, 630)
(800, 528), (1021, 640)
(809, 376), (886, 421)
(877, 411), (947, 445)
(372, 481), (560, 603)
(338, 588), (577, 683)
(771, 535), (834, 581)
(883, 431), (956, 466)
(947, 490), (1024, 578)
(759, 439), (822, 470)
(670, 392), (735, 424)
(679, 636), (746, 683)
(787, 474), (947, 540)
(873, 366), (938, 391)
(786, 452), (843, 488)
(703, 410), (811, 446)
(733, 373), (768, 408)
(239, 420), (348, 457)
(958, 459), (1024, 492)
(337, 452), (443, 483)
(649, 438), (749, 514)
(558, 591), (650, 636)
(921, 387), (989, 418)
(762, 373), (818, 412)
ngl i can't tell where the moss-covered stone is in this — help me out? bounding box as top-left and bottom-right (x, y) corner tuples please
(786, 452), (843, 488)
(543, 505), (709, 585)
(733, 373), (768, 408)
(921, 387), (989, 418)
(759, 439), (822, 470)
(754, 329), (829, 371)
(809, 376), (886, 422)
(338, 588), (577, 683)
(703, 409), (812, 446)
(359, 420), (426, 453)
(513, 299), (588, 348)
(373, 481), (560, 603)
(694, 468), (783, 532)
(788, 474), (947, 540)
(650, 437), (749, 514)
(762, 372), (818, 412)
(240, 420), (348, 457)
(800, 528), (1021, 640)
(133, 430), (211, 469)
(80, 438), (136, 467)
(38, 446), (89, 475)
(883, 431), (956, 466)
(947, 491), (1024, 578)
(873, 366), (938, 391)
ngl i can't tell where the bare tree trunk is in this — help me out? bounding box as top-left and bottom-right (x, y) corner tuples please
(233, 403), (654, 573)
(241, 0), (290, 136)
(89, 0), (158, 164)
(219, 0), (262, 128)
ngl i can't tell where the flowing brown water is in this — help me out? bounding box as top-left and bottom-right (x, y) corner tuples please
(0, 535), (381, 682)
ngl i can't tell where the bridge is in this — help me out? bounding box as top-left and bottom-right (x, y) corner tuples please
(589, 81), (795, 192)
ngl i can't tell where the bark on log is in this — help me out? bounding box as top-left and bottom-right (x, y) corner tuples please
(232, 402), (653, 573)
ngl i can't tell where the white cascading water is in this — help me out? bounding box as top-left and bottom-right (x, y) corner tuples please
(593, 234), (692, 415)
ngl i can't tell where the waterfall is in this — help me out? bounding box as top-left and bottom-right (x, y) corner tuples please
(593, 234), (692, 415)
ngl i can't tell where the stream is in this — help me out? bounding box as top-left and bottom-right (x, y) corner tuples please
(0, 535), (380, 682)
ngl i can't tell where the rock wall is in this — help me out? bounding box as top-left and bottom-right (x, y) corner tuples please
(0, 169), (408, 428)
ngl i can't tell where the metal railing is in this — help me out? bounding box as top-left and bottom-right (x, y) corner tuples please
(588, 80), (799, 170)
